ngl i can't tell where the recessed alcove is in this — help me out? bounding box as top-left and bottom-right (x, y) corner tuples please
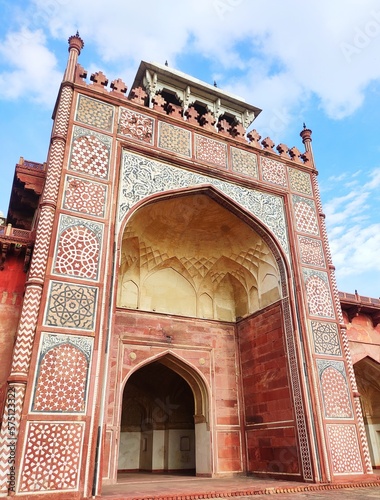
(117, 192), (281, 321)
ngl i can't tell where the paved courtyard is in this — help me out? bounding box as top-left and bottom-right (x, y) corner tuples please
(102, 472), (380, 499)
(244, 486), (380, 498)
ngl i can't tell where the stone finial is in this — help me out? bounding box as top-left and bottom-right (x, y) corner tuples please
(184, 106), (199, 125)
(247, 129), (261, 148)
(74, 64), (87, 83)
(152, 93), (166, 113)
(200, 111), (216, 132)
(261, 136), (275, 150)
(217, 119), (231, 136)
(166, 102), (183, 119)
(90, 71), (108, 88)
(300, 125), (312, 144)
(300, 124), (315, 167)
(288, 146), (302, 163)
(300, 150), (312, 164)
(68, 32), (84, 54)
(276, 143), (289, 158)
(129, 86), (148, 105)
(230, 122), (246, 142)
(111, 78), (128, 95)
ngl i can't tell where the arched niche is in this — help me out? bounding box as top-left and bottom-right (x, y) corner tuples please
(119, 353), (211, 476)
(141, 268), (196, 316)
(117, 189), (282, 322)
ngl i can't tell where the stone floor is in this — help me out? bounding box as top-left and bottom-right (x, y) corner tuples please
(101, 471), (380, 499)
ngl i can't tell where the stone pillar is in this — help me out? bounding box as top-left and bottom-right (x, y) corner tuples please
(301, 127), (373, 476)
(0, 33), (83, 496)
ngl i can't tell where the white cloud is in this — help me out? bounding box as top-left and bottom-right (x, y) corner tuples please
(325, 166), (380, 292)
(0, 28), (61, 105)
(1, 0), (380, 124)
(364, 167), (380, 189)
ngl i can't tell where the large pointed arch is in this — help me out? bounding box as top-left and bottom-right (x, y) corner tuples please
(109, 183), (314, 482)
(118, 184), (290, 275)
(117, 185), (290, 321)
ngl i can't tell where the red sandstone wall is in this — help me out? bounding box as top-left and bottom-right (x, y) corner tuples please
(0, 253), (26, 416)
(237, 302), (300, 476)
(105, 309), (242, 478)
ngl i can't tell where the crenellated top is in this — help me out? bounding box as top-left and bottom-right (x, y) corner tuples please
(69, 34), (313, 167)
(131, 61), (261, 129)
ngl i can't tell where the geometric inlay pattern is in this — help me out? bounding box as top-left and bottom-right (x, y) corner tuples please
(119, 107), (154, 143)
(195, 134), (227, 168)
(231, 147), (258, 178)
(118, 151), (289, 256)
(288, 167), (313, 195)
(158, 122), (191, 156)
(18, 422), (84, 492)
(68, 126), (112, 179)
(298, 236), (325, 267)
(75, 94), (114, 132)
(326, 424), (363, 474)
(311, 321), (341, 356)
(303, 269), (335, 318)
(282, 296), (313, 479)
(317, 360), (353, 418)
(293, 195), (319, 235)
(53, 215), (103, 280)
(44, 281), (97, 330)
(261, 157), (287, 187)
(63, 175), (107, 217)
(32, 333), (93, 413)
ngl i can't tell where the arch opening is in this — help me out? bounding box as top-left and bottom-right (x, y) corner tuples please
(117, 191), (282, 322)
(109, 187), (299, 482)
(118, 356), (210, 476)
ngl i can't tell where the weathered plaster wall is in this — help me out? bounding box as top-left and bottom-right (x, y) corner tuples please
(0, 253), (26, 416)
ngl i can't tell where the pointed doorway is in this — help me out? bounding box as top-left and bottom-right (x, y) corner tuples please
(118, 356), (210, 476)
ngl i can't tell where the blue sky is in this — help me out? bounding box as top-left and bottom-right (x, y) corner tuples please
(0, 0), (380, 298)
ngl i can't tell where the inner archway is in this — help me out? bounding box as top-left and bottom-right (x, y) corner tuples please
(119, 359), (205, 475)
(117, 191), (282, 321)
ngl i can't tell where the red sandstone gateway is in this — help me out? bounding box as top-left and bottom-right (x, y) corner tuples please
(0, 33), (379, 499)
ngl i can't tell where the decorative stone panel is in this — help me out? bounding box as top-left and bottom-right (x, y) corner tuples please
(118, 107), (154, 143)
(44, 281), (98, 331)
(32, 333), (93, 413)
(288, 167), (313, 196)
(326, 424), (363, 474)
(231, 147), (258, 178)
(53, 215), (103, 281)
(63, 175), (107, 217)
(18, 422), (84, 492)
(195, 134), (227, 168)
(317, 360), (353, 418)
(158, 122), (191, 156)
(261, 157), (287, 187)
(298, 236), (325, 267)
(281, 296), (313, 480)
(75, 94), (114, 131)
(293, 196), (319, 236)
(311, 321), (341, 356)
(119, 151), (289, 256)
(302, 269), (335, 318)
(68, 126), (112, 179)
